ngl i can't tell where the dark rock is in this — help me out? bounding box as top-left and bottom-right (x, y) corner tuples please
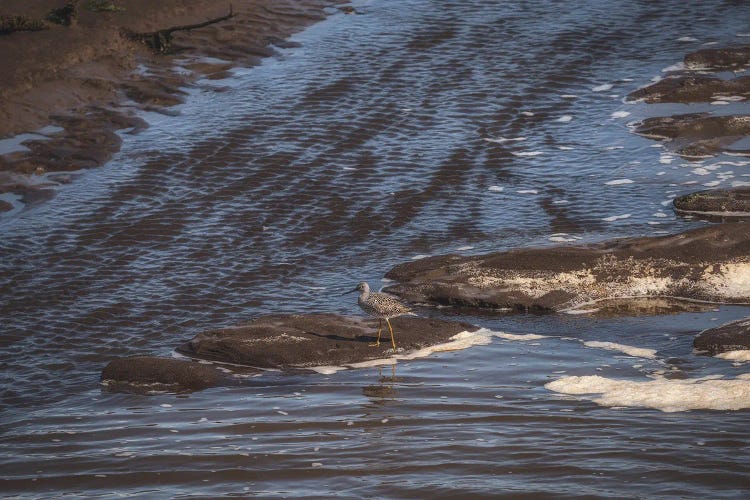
(627, 75), (750, 103)
(632, 113), (750, 158)
(0, 199), (12, 211)
(177, 313), (479, 368)
(101, 356), (228, 393)
(634, 113), (750, 141)
(685, 46), (750, 71)
(674, 187), (750, 221)
(694, 317), (750, 354)
(384, 223), (750, 313)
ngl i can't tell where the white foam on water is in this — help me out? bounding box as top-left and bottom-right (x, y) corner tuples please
(602, 213), (631, 222)
(659, 155), (675, 164)
(521, 111), (535, 116)
(713, 95), (746, 102)
(557, 115), (573, 123)
(653, 212), (667, 218)
(557, 146), (574, 150)
(549, 233), (580, 242)
(737, 33), (750, 37)
(711, 100), (730, 106)
(411, 254), (430, 260)
(517, 189), (539, 194)
(309, 366), (347, 375)
(564, 308), (600, 315)
(511, 151), (544, 157)
(676, 36), (699, 42)
(307, 328), (548, 375)
(493, 332), (549, 341)
(611, 110), (631, 119)
(582, 341), (657, 359)
(692, 167), (711, 175)
(703, 180), (721, 187)
(398, 330), (494, 361)
(662, 62), (686, 72)
(560, 94), (578, 99)
(456, 245), (474, 251)
(483, 136), (526, 143)
(732, 181), (750, 187)
(605, 178), (634, 186)
(716, 350), (750, 363)
(488, 185), (504, 192)
(546, 374), (750, 412)
(592, 83), (613, 92)
(348, 357), (397, 369)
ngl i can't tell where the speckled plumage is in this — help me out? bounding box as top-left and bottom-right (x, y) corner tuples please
(348, 281), (413, 349)
(356, 282), (412, 319)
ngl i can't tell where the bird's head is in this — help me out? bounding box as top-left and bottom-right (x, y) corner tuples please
(342, 281), (369, 295)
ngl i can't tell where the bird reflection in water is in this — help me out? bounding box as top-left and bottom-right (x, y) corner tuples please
(362, 364), (398, 401)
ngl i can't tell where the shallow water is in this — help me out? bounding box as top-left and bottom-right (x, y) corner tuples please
(3, 0), (750, 496)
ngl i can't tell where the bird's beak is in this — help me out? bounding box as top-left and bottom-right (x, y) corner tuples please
(340, 287), (358, 296)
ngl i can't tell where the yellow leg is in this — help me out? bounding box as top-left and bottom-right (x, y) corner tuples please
(386, 318), (396, 350)
(369, 318), (382, 347)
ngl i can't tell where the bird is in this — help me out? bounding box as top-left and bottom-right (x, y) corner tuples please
(343, 281), (413, 350)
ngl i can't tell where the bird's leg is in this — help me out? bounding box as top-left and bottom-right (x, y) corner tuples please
(369, 318), (382, 347)
(386, 318), (396, 350)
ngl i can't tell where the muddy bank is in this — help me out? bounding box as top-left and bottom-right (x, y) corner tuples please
(674, 187), (750, 221)
(383, 223), (750, 313)
(632, 113), (750, 158)
(0, 0), (335, 198)
(177, 313), (479, 369)
(694, 317), (750, 355)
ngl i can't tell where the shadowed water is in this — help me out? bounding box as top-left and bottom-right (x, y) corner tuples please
(2, 0), (750, 497)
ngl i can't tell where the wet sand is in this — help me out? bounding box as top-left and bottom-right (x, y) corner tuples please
(0, 0), (334, 198)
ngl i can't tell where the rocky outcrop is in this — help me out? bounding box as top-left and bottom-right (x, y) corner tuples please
(627, 75), (750, 104)
(684, 46), (750, 71)
(632, 113), (750, 158)
(101, 356), (230, 393)
(102, 315), (481, 393)
(177, 313), (479, 368)
(674, 187), (750, 221)
(694, 318), (750, 354)
(383, 223), (750, 313)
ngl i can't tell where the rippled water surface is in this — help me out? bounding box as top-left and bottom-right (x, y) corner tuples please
(3, 0), (750, 497)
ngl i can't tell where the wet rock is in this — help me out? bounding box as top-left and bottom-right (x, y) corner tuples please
(384, 223), (750, 313)
(627, 75), (750, 103)
(632, 113), (750, 158)
(101, 356), (228, 393)
(177, 313), (479, 368)
(574, 297), (717, 318)
(684, 46), (750, 71)
(694, 318), (750, 354)
(674, 187), (750, 221)
(0, 199), (12, 211)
